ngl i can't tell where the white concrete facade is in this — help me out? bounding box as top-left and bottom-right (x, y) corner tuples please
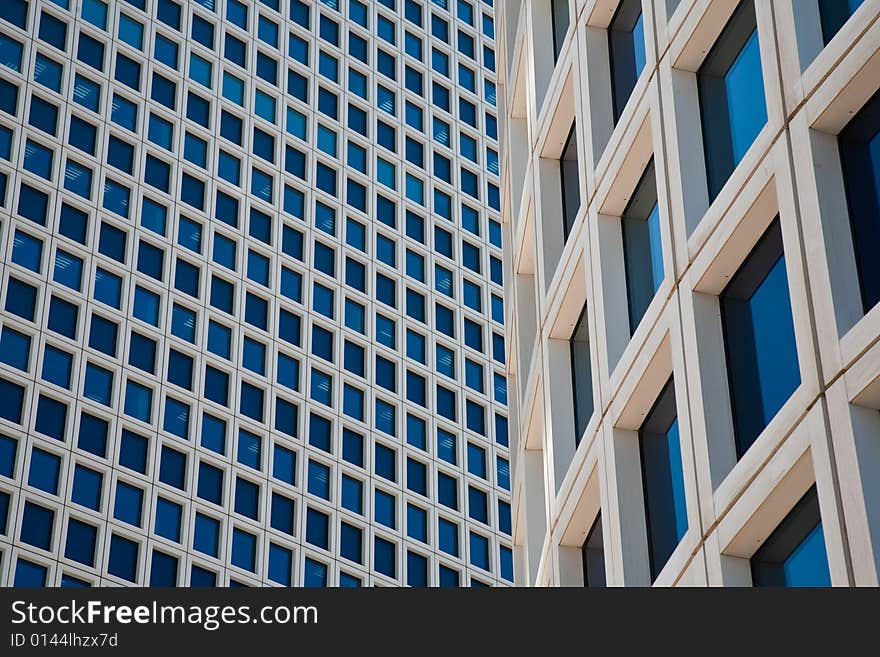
(497, 0), (880, 586)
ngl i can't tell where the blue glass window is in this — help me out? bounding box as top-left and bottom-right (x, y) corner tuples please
(622, 160), (663, 334)
(306, 507), (329, 550)
(111, 94), (138, 131)
(195, 415), (224, 458)
(77, 413), (107, 458)
(41, 344), (72, 388)
(438, 472), (458, 510)
(234, 477), (260, 520)
(407, 551), (428, 586)
(5, 278), (37, 322)
(698, 0), (767, 202)
(303, 559), (327, 587)
(72, 465), (102, 510)
(497, 456), (510, 490)
(123, 379), (151, 421)
(272, 442), (296, 486)
(20, 501), (54, 550)
(342, 429), (363, 467)
(469, 532), (490, 570)
(342, 475), (363, 514)
(407, 458), (427, 496)
(340, 522), (362, 564)
(229, 416), (257, 462)
(66, 161), (94, 199)
(819, 0), (864, 44)
(119, 430), (148, 473)
(114, 481), (144, 527)
(270, 492), (295, 535)
(308, 460), (331, 500)
(721, 219), (800, 458)
(406, 414), (426, 450)
(837, 87), (880, 314)
(159, 446), (186, 489)
(193, 513), (220, 557)
(375, 489), (396, 528)
(469, 486), (488, 523)
(197, 462), (223, 505)
(28, 447), (61, 494)
(268, 544), (292, 585)
(750, 486), (831, 587)
(438, 517), (459, 557)
(40, 12), (68, 49)
(407, 503), (428, 543)
(108, 534), (139, 582)
(155, 497), (182, 542)
(374, 536), (396, 578)
(12, 231), (42, 271)
(231, 528), (257, 572)
(608, 0), (646, 123)
(150, 551), (178, 586)
(14, 560), (47, 586)
(639, 379), (688, 581)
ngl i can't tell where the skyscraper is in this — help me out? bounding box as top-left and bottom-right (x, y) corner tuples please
(0, 0), (511, 587)
(498, 0), (880, 586)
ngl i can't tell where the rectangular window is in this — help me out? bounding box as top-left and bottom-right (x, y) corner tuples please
(621, 159), (663, 334)
(639, 379), (688, 581)
(750, 485), (831, 587)
(698, 0), (767, 201)
(837, 87), (880, 314)
(720, 219), (800, 458)
(570, 303), (593, 444)
(818, 0), (864, 45)
(559, 125), (580, 241)
(581, 514), (606, 587)
(608, 0), (646, 123)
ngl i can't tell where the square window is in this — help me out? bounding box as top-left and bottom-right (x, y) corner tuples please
(341, 475), (362, 514)
(21, 501), (54, 550)
(119, 430), (148, 473)
(108, 534), (139, 582)
(270, 492), (295, 535)
(114, 481), (143, 527)
(237, 429), (262, 469)
(0, 327), (30, 371)
(78, 413), (108, 458)
(28, 447), (61, 494)
(193, 513), (220, 557)
(159, 445), (186, 489)
(72, 465), (103, 510)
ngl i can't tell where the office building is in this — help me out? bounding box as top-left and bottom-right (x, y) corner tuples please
(498, 0), (880, 586)
(0, 0), (511, 587)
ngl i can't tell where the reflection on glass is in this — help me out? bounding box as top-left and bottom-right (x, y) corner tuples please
(609, 0), (646, 123)
(570, 303), (593, 444)
(582, 514), (606, 587)
(751, 486), (831, 587)
(837, 88), (880, 313)
(560, 125), (581, 241)
(622, 159), (663, 335)
(698, 0), (767, 201)
(639, 379), (688, 581)
(720, 219), (800, 458)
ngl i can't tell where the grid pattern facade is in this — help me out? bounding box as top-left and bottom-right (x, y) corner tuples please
(0, 0), (512, 587)
(498, 0), (880, 586)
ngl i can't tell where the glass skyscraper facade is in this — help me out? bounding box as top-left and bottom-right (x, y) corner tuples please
(0, 0), (511, 587)
(499, 0), (880, 587)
